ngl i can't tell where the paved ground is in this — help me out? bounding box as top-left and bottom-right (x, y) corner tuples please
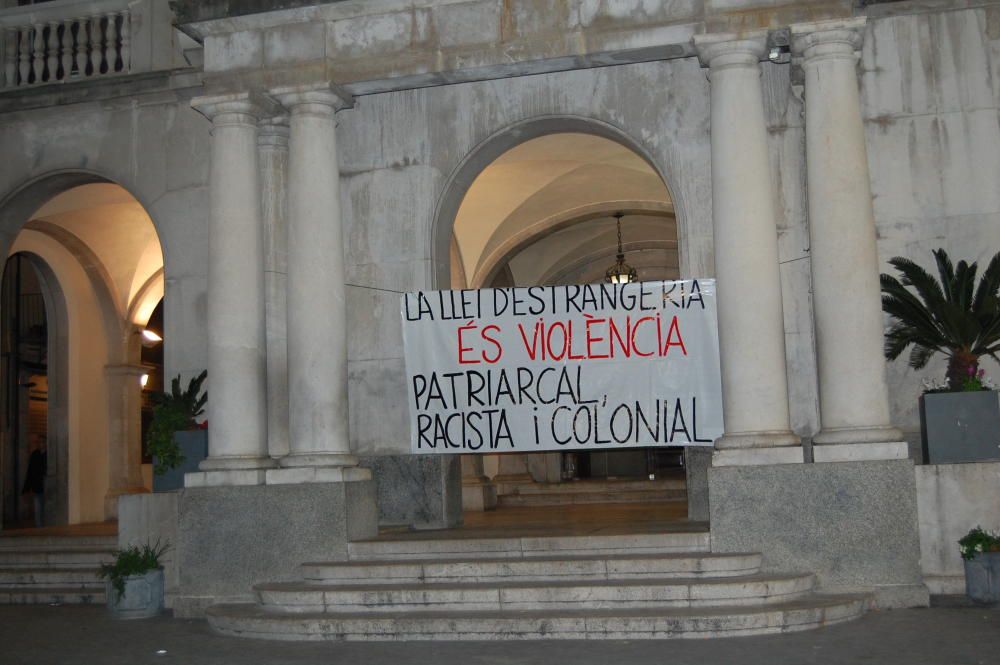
(0, 600), (996, 665)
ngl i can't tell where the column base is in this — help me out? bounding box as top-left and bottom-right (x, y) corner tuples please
(812, 425), (905, 445)
(713, 430), (803, 467)
(713, 447), (804, 467)
(714, 430), (801, 449)
(266, 465), (372, 485)
(198, 456), (278, 471)
(278, 452), (359, 468)
(813, 441), (908, 463)
(185, 469), (269, 488)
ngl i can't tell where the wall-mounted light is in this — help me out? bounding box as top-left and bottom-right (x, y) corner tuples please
(137, 328), (163, 348)
(140, 374), (149, 388)
(604, 212), (639, 285)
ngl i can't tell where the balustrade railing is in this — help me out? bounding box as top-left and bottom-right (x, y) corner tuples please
(1, 1), (133, 89)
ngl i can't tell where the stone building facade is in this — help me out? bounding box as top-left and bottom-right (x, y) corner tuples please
(1, 0), (999, 635)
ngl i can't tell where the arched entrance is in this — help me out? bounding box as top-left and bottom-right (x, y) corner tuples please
(0, 179), (165, 528)
(442, 127), (689, 517)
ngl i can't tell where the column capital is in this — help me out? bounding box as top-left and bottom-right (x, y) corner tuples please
(258, 115), (290, 148)
(693, 31), (767, 70)
(271, 82), (354, 115)
(191, 91), (282, 125)
(791, 17), (866, 63)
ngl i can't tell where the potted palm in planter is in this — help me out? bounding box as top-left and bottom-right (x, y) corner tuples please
(880, 248), (1000, 464)
(148, 370), (208, 491)
(960, 526), (1000, 604)
(99, 541), (169, 619)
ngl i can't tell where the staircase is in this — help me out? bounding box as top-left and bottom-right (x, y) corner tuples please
(206, 530), (869, 641)
(497, 478), (686, 508)
(0, 533), (115, 605)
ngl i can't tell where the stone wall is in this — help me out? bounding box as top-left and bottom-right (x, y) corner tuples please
(0, 80), (211, 388)
(862, 4), (1000, 441)
(916, 462), (1000, 594)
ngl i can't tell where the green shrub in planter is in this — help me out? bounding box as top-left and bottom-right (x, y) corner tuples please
(959, 526), (1000, 604)
(148, 370), (207, 476)
(98, 541), (169, 619)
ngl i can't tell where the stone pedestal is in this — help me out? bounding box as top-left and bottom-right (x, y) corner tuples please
(175, 481), (377, 618)
(118, 493), (179, 608)
(792, 19), (905, 462)
(461, 455), (497, 512)
(360, 455), (463, 528)
(709, 459), (929, 609)
(694, 33), (801, 468)
(684, 446), (712, 522)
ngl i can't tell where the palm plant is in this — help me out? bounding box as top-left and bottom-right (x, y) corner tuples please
(147, 370), (207, 474)
(880, 248), (1000, 390)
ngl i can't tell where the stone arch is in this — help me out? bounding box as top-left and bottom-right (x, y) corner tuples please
(430, 115), (685, 290)
(0, 170), (168, 520)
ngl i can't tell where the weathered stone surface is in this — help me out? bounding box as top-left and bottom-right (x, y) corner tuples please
(915, 462), (1000, 594)
(684, 446), (712, 521)
(175, 481), (377, 617)
(359, 454), (462, 529)
(708, 460), (928, 608)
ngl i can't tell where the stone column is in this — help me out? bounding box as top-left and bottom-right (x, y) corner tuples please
(104, 363), (146, 518)
(792, 19), (905, 463)
(268, 83), (368, 484)
(258, 116), (291, 461)
(188, 92), (279, 487)
(694, 33), (802, 467)
(461, 455), (497, 512)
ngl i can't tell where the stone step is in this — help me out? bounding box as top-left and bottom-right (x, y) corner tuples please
(0, 585), (105, 605)
(0, 535), (117, 550)
(207, 593), (870, 641)
(0, 567), (103, 588)
(497, 490), (685, 507)
(505, 478), (686, 495)
(301, 552), (762, 586)
(0, 548), (115, 568)
(254, 574), (815, 613)
(348, 531), (710, 561)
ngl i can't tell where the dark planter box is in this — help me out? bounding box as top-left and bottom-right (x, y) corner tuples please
(964, 552), (1000, 604)
(920, 391), (1000, 464)
(152, 430), (208, 492)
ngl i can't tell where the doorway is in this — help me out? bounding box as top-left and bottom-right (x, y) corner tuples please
(448, 131), (687, 510)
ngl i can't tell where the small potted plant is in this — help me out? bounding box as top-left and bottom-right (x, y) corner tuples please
(959, 526), (1000, 604)
(99, 541), (169, 619)
(880, 249), (1000, 463)
(148, 370), (208, 491)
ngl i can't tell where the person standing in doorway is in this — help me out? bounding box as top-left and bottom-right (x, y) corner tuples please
(21, 437), (47, 528)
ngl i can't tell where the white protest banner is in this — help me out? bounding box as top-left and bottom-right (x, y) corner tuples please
(401, 280), (723, 454)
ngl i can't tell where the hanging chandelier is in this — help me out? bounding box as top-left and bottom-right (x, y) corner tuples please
(604, 212), (638, 284)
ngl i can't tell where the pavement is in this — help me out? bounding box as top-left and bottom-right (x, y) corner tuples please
(0, 599), (997, 665)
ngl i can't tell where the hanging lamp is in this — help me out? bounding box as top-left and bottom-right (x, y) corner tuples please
(604, 212), (638, 284)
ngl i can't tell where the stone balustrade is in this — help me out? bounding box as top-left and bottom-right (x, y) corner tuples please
(0, 1), (133, 88)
